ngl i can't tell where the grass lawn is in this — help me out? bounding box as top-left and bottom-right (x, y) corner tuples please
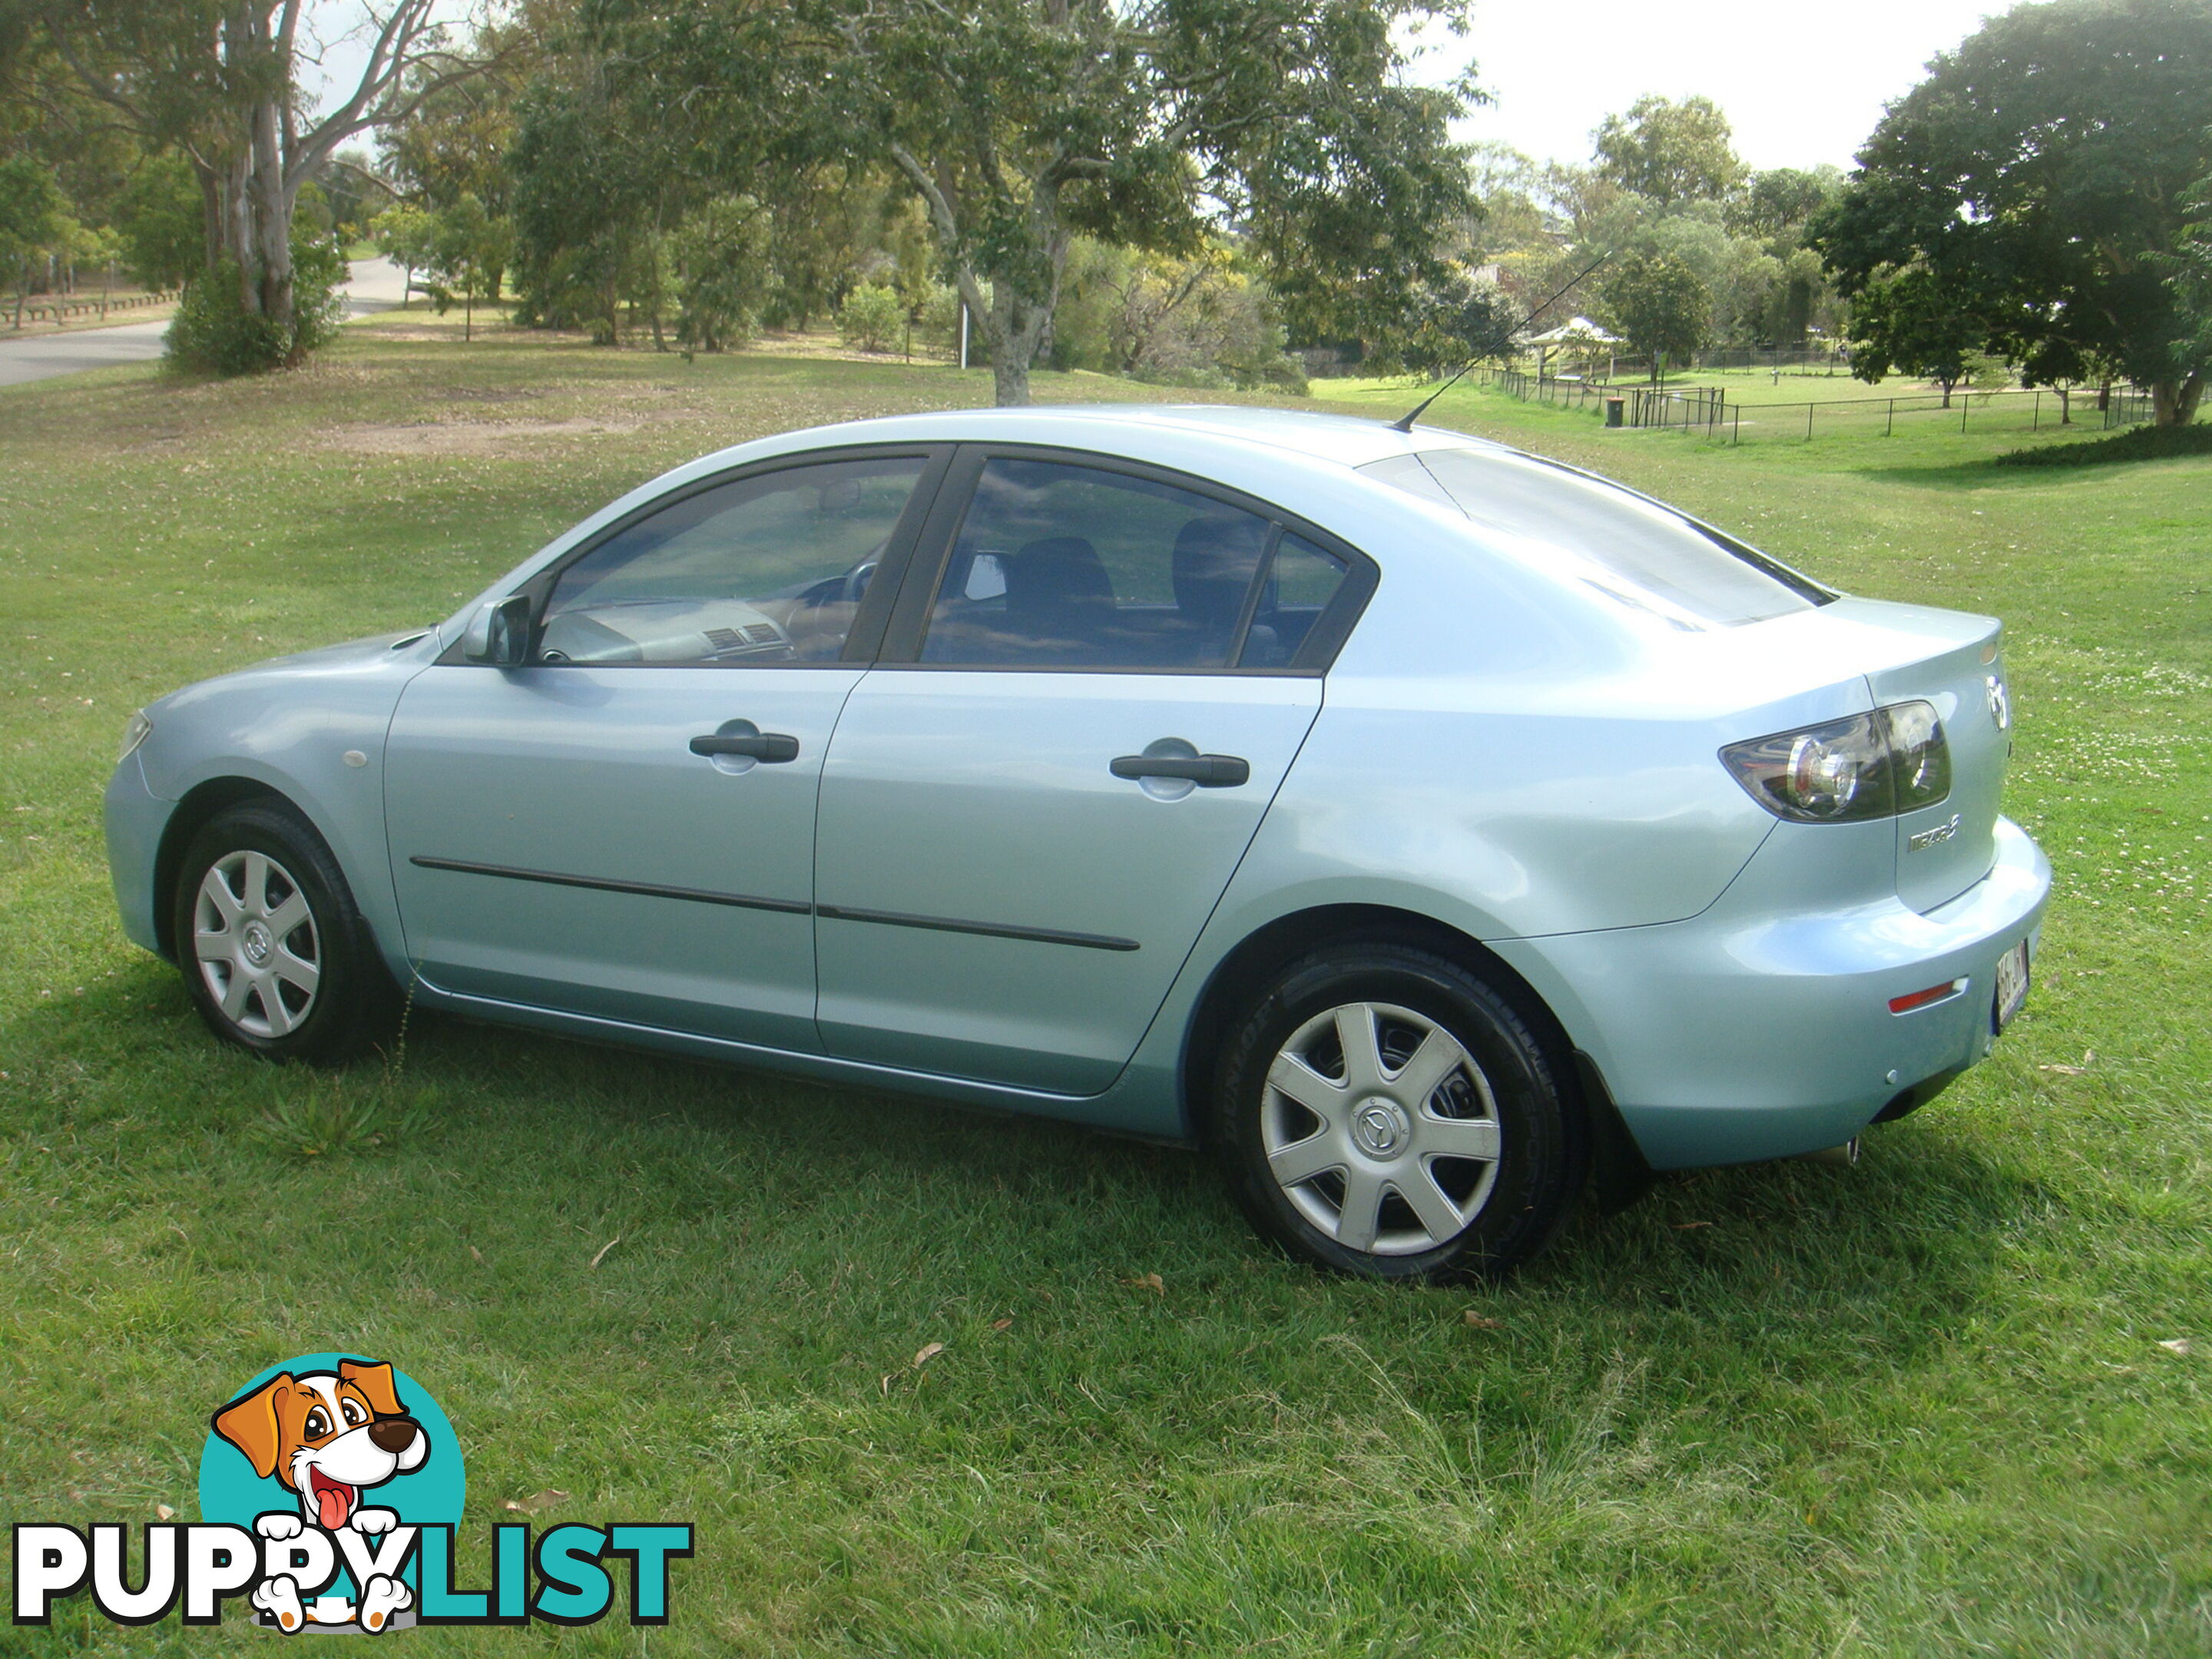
(2, 326), (2208, 1656)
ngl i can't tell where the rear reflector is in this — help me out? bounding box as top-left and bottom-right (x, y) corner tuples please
(1889, 979), (1966, 1015)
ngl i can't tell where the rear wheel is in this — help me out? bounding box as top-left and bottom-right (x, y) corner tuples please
(1210, 942), (1582, 1281)
(173, 800), (401, 1062)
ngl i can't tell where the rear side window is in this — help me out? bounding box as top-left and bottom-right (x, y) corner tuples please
(1238, 534), (1350, 668)
(918, 457), (1348, 670)
(1359, 448), (1830, 628)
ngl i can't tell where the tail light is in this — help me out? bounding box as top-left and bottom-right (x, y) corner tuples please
(1720, 702), (1951, 823)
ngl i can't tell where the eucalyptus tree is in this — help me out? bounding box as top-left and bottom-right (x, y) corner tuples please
(588, 0), (1479, 405)
(24, 0), (497, 366)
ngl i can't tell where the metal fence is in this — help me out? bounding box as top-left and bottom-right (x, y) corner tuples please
(1688, 346), (1849, 374)
(1488, 368), (1613, 412)
(1714, 386), (2154, 445)
(1622, 384), (1728, 432)
(1462, 366), (2155, 445)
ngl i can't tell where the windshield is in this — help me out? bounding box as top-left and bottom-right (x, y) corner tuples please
(1359, 447), (1832, 628)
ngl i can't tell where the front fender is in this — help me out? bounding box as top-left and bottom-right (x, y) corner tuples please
(126, 634), (439, 981)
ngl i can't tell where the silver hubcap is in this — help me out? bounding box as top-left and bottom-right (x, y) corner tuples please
(1260, 1001), (1502, 1257)
(194, 850), (321, 1039)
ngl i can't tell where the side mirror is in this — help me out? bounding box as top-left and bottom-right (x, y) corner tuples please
(462, 594), (534, 667)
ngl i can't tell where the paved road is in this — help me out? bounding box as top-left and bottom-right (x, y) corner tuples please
(0, 257), (414, 387)
(0, 319), (172, 387)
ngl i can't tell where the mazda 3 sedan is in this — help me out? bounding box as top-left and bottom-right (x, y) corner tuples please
(105, 406), (2048, 1278)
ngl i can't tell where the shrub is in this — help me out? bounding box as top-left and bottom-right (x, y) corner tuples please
(165, 233), (346, 375)
(838, 283), (904, 353)
(1993, 421), (2212, 468)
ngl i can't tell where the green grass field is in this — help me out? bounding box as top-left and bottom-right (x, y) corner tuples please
(2, 325), (2208, 1656)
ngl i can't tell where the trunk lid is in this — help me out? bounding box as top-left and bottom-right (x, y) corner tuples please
(1853, 604), (2012, 912)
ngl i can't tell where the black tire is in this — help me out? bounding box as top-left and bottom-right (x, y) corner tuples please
(1208, 941), (1584, 1282)
(171, 799), (402, 1063)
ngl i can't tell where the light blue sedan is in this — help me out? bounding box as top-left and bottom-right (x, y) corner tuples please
(104, 406), (2048, 1278)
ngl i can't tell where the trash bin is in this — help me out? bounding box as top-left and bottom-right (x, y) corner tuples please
(1604, 396), (1625, 429)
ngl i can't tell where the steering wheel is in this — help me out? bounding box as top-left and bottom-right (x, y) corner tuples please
(799, 558), (877, 611)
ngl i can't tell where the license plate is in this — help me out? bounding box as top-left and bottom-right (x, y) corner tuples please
(1992, 939), (2031, 1032)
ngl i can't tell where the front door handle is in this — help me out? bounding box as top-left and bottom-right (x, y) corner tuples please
(1110, 752), (1250, 788)
(690, 730), (800, 763)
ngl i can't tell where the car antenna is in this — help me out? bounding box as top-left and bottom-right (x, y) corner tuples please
(1389, 253), (1612, 434)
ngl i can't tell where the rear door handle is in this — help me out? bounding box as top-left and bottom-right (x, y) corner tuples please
(1110, 753), (1250, 787)
(690, 731), (800, 763)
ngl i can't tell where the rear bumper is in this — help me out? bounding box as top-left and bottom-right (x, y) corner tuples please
(1495, 816), (2050, 1169)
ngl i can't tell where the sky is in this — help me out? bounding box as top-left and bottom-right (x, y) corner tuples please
(1415, 0), (2008, 173)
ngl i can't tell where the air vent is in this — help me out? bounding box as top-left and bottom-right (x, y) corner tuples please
(704, 623), (785, 656)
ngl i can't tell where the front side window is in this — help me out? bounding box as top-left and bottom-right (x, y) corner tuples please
(539, 457), (925, 666)
(1359, 448), (1830, 628)
(918, 458), (1346, 670)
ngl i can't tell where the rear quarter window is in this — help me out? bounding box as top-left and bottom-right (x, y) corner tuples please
(1360, 448), (1832, 628)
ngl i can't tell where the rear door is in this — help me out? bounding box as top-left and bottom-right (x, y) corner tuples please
(811, 449), (1373, 1094)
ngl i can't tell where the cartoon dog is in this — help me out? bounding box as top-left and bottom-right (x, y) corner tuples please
(210, 1359), (429, 1632)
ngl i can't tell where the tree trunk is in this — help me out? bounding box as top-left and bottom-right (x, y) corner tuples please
(989, 285), (1055, 407)
(2151, 375), (2204, 427)
(197, 166), (226, 272)
(246, 94), (297, 348)
(984, 251), (1065, 407)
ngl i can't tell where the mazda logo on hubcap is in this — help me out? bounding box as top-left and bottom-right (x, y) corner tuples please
(1352, 1098), (1409, 1157)
(241, 922), (273, 966)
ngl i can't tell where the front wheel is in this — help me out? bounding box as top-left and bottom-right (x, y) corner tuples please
(1210, 942), (1583, 1282)
(173, 800), (401, 1063)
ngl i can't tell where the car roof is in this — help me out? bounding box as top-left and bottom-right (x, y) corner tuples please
(737, 402), (1512, 473)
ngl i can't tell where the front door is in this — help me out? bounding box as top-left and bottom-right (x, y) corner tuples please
(386, 451), (938, 1049)
(813, 452), (1364, 1094)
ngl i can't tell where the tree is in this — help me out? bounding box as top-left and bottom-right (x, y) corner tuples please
(670, 194), (771, 353)
(0, 152), (68, 326)
(1393, 267), (1518, 377)
(1599, 251), (1710, 378)
(505, 73), (671, 343)
(24, 0), (495, 369)
(1812, 0), (2212, 427)
(1731, 166), (1839, 241)
(422, 191), (512, 339)
(1592, 95), (1747, 209)
(589, 0), (1479, 406)
(369, 202), (438, 305)
(113, 152), (204, 290)
(1839, 266), (1982, 405)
